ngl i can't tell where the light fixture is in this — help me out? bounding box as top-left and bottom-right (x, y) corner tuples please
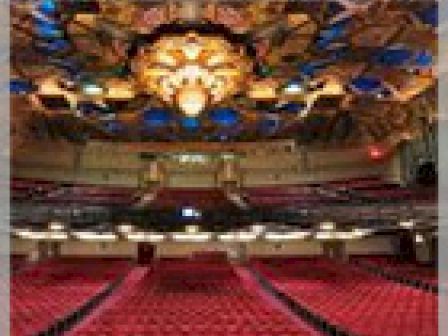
(335, 232), (357, 240)
(73, 232), (117, 241)
(176, 86), (207, 117)
(284, 81), (303, 94)
(105, 80), (135, 100)
(172, 232), (212, 242)
(314, 231), (361, 240)
(399, 220), (415, 229)
(127, 232), (165, 242)
(265, 231), (309, 241)
(117, 224), (134, 234)
(315, 231), (333, 240)
(415, 233), (425, 244)
(133, 32), (252, 117)
(352, 228), (374, 238)
(49, 221), (64, 231)
(82, 82), (103, 96)
(16, 230), (68, 240)
(218, 232), (257, 242)
(251, 224), (266, 235)
(185, 224), (200, 234)
(320, 221), (335, 231)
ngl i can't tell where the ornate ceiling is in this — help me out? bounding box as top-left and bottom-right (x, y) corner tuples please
(11, 0), (438, 146)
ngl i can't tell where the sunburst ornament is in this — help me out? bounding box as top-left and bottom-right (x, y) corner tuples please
(132, 32), (253, 117)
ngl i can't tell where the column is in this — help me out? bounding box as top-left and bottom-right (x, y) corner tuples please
(217, 157), (240, 189)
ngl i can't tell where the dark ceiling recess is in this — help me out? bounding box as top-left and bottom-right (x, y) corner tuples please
(38, 95), (71, 110)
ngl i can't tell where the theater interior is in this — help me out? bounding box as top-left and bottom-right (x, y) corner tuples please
(10, 1), (438, 336)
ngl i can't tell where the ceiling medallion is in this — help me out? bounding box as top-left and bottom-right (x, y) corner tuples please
(132, 32), (253, 117)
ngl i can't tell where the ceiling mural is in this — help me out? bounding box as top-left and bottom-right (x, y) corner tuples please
(11, 0), (438, 145)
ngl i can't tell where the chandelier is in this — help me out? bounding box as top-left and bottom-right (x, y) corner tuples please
(132, 32), (253, 117)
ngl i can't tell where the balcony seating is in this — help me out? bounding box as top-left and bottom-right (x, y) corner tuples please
(350, 255), (438, 287)
(11, 258), (131, 336)
(151, 188), (232, 209)
(73, 260), (314, 336)
(244, 177), (436, 207)
(11, 178), (135, 205)
(252, 257), (437, 336)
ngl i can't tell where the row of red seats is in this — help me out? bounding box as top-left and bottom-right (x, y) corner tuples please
(11, 177), (135, 205)
(151, 188), (232, 209)
(11, 258), (131, 336)
(252, 258), (437, 336)
(243, 176), (436, 206)
(11, 254), (28, 272)
(350, 255), (437, 286)
(74, 260), (314, 336)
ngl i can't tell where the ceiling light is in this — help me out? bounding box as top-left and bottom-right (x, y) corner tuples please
(352, 228), (374, 238)
(49, 221), (64, 231)
(335, 232), (356, 240)
(185, 225), (200, 234)
(73, 232), (117, 241)
(133, 32), (251, 117)
(251, 224), (265, 234)
(314, 231), (358, 240)
(284, 81), (303, 94)
(16, 230), (67, 240)
(320, 222), (335, 231)
(218, 232), (257, 242)
(265, 231), (309, 241)
(127, 232), (165, 242)
(415, 233), (425, 244)
(315, 231), (333, 240)
(82, 83), (103, 96)
(399, 220), (415, 229)
(177, 86), (207, 117)
(172, 233), (212, 242)
(117, 224), (134, 234)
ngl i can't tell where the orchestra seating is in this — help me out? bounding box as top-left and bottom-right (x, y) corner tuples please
(73, 259), (314, 336)
(252, 257), (437, 336)
(11, 258), (131, 336)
